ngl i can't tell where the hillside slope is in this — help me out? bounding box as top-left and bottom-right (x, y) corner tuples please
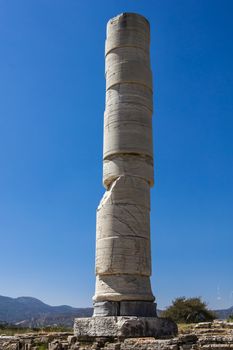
(0, 295), (232, 327)
(215, 306), (233, 320)
(0, 295), (92, 327)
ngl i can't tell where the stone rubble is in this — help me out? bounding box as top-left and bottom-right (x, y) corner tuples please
(0, 321), (233, 349)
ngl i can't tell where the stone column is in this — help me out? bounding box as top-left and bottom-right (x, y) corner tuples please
(93, 13), (156, 317)
(74, 13), (177, 339)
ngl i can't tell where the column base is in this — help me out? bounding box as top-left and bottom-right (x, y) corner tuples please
(93, 300), (157, 317)
(74, 316), (178, 339)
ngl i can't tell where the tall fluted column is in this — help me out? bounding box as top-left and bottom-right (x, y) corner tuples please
(93, 13), (156, 317)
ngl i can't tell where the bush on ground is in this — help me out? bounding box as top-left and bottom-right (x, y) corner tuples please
(161, 297), (216, 323)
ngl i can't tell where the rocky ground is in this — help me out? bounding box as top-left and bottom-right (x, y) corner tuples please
(0, 320), (233, 349)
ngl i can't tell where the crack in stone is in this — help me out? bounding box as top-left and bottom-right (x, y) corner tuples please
(112, 214), (138, 236)
(118, 204), (142, 227)
(91, 12), (160, 319)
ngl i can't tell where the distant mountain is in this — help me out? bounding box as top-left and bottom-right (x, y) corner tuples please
(215, 306), (233, 320)
(0, 295), (232, 327)
(0, 295), (92, 327)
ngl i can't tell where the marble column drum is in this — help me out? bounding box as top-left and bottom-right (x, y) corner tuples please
(93, 13), (156, 317)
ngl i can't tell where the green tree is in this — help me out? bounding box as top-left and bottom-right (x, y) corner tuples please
(161, 297), (216, 323)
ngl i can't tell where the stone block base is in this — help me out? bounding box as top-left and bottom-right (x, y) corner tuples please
(93, 301), (157, 317)
(74, 316), (178, 339)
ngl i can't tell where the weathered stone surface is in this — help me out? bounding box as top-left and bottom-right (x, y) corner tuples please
(96, 236), (151, 275)
(105, 84), (153, 113)
(119, 301), (157, 317)
(93, 12), (157, 320)
(74, 317), (178, 339)
(103, 155), (154, 189)
(104, 114), (152, 158)
(93, 176), (151, 284)
(96, 201), (150, 241)
(93, 301), (157, 317)
(94, 274), (154, 303)
(106, 61), (152, 91)
(1, 322), (233, 349)
(103, 118), (153, 158)
(106, 13), (150, 55)
(97, 175), (151, 209)
(0, 332), (72, 350)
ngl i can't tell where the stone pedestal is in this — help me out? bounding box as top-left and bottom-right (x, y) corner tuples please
(74, 317), (178, 339)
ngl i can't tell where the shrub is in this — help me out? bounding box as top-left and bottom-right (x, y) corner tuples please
(161, 297), (216, 323)
(38, 345), (47, 350)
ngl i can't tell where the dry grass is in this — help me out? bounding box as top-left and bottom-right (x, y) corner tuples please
(178, 323), (196, 334)
(0, 326), (72, 336)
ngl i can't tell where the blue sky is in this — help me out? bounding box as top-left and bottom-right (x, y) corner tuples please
(0, 0), (232, 310)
